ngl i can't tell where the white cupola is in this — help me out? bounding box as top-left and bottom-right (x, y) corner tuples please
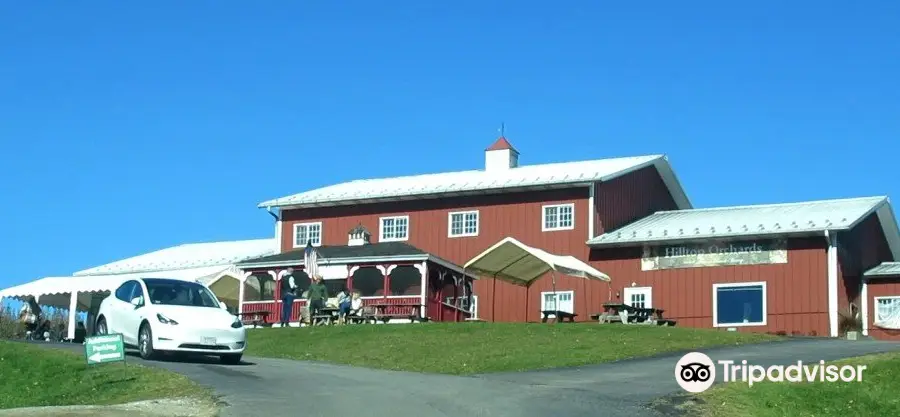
(348, 224), (371, 246)
(485, 136), (519, 171)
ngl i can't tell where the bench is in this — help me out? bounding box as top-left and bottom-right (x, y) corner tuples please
(310, 314), (335, 326)
(541, 310), (577, 323)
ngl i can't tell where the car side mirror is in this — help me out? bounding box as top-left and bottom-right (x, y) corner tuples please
(130, 297), (143, 308)
(220, 303), (228, 310)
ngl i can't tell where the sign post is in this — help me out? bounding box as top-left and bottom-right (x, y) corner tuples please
(84, 334), (126, 365)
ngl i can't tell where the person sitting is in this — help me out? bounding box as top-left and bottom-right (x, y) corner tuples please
(19, 297), (49, 339)
(336, 289), (351, 324)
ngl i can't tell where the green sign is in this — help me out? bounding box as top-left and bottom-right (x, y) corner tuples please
(84, 334), (126, 365)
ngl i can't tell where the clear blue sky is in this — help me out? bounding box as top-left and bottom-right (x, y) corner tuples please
(2, 2), (898, 288)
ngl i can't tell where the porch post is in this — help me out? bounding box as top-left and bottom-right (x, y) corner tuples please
(415, 262), (427, 319)
(238, 271), (251, 315)
(67, 291), (78, 340)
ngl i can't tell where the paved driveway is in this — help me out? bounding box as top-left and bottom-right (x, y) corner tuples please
(33, 338), (900, 417)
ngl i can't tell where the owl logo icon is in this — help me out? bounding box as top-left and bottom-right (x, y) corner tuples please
(675, 352), (716, 393)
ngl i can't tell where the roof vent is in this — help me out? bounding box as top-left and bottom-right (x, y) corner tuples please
(348, 224), (371, 246)
(485, 135), (519, 171)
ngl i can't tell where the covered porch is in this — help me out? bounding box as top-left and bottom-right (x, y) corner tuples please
(235, 239), (477, 326)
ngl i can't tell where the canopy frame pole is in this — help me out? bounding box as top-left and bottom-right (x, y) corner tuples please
(552, 270), (557, 324)
(492, 273), (497, 322)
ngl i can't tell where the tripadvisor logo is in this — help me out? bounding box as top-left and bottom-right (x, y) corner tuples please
(674, 352), (867, 392)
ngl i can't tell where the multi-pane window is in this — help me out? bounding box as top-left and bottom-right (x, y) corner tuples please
(542, 203), (574, 231)
(541, 291), (574, 313)
(293, 222), (322, 247)
(875, 297), (900, 328)
(448, 211), (479, 237)
(380, 215), (409, 241)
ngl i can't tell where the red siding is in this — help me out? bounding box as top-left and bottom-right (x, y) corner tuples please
(594, 165), (679, 234)
(867, 278), (900, 341)
(837, 215), (894, 335)
(279, 166), (676, 322)
(588, 237), (830, 336)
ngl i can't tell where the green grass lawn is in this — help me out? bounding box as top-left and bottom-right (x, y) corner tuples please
(245, 322), (778, 374)
(0, 341), (212, 409)
(692, 352), (900, 417)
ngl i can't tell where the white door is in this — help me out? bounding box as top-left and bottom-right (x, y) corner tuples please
(624, 287), (652, 309)
(543, 291), (574, 314)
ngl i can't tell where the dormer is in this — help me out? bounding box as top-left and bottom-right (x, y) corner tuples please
(348, 224), (371, 246)
(485, 136), (519, 171)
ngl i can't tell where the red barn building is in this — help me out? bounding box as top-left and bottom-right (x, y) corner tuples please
(255, 136), (900, 339)
(862, 262), (900, 340)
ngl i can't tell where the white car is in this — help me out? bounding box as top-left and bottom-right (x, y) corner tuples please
(95, 277), (246, 364)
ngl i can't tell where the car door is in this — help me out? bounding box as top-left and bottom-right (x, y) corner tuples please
(109, 281), (136, 337)
(120, 280), (148, 344)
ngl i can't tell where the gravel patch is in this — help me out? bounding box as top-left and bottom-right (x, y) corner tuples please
(0, 397), (221, 417)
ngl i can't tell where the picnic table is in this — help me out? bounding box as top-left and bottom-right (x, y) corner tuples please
(592, 303), (676, 326)
(238, 311), (272, 327)
(310, 306), (341, 326)
(348, 303), (427, 324)
(540, 310), (578, 323)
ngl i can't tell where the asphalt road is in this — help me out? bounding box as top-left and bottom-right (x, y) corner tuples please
(27, 338), (900, 417)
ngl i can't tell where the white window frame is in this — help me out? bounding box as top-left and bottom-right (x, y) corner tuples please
(712, 281), (767, 327)
(623, 286), (653, 309)
(292, 222), (323, 248)
(447, 210), (479, 238)
(540, 290), (575, 314)
(873, 296), (900, 327)
(542, 203), (575, 231)
(379, 215), (410, 242)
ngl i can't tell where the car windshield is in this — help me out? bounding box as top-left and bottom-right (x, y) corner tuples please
(144, 279), (220, 308)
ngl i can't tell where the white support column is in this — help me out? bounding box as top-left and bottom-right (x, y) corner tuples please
(826, 231), (839, 337)
(415, 261), (427, 319)
(587, 183), (595, 240)
(861, 278), (869, 336)
(67, 291), (78, 340)
(274, 219), (283, 254)
(239, 271), (251, 315)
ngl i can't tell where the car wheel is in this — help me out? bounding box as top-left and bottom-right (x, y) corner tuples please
(220, 354), (242, 365)
(138, 323), (157, 360)
(96, 318), (108, 335)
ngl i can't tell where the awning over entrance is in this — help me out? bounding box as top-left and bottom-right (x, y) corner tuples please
(463, 237), (611, 286)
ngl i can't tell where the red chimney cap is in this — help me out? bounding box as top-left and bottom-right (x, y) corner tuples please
(486, 136), (519, 153)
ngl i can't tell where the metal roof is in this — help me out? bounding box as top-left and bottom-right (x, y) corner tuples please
(587, 196), (900, 259)
(73, 238), (277, 276)
(864, 262), (900, 278)
(258, 154), (692, 210)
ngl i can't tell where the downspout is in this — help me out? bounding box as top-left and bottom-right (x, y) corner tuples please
(266, 206), (282, 254)
(824, 230), (839, 337)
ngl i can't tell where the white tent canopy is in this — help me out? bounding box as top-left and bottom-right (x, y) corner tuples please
(464, 237), (611, 286)
(0, 265), (247, 340)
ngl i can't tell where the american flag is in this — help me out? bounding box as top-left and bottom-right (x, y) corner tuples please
(304, 240), (318, 278)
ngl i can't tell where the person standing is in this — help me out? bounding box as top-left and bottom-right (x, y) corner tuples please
(280, 267), (298, 327)
(306, 275), (328, 324)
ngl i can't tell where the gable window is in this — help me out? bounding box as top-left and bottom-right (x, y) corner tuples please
(448, 210), (479, 237)
(542, 203), (574, 231)
(379, 215), (409, 242)
(293, 222), (322, 247)
(713, 282), (767, 327)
